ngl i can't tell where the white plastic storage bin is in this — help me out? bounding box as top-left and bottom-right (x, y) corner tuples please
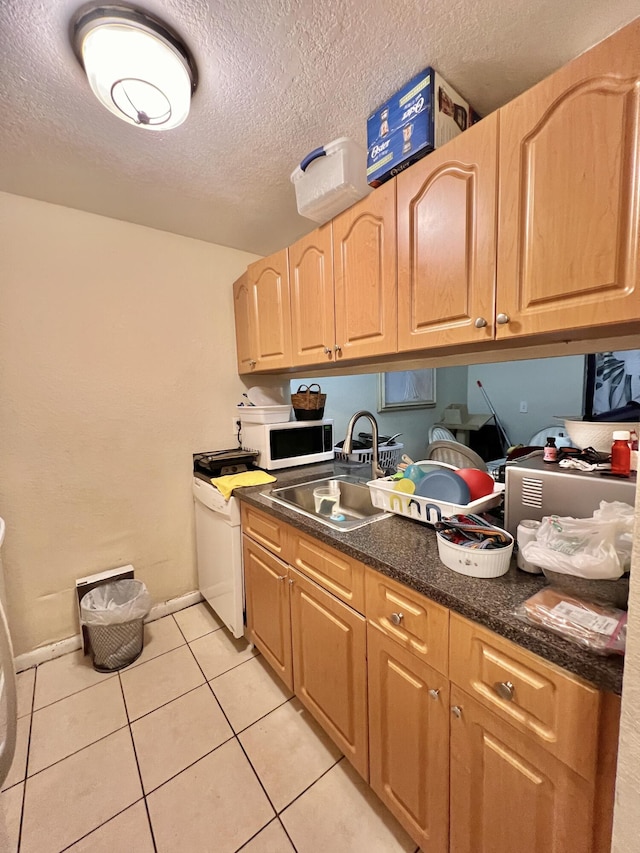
(237, 405), (291, 424)
(291, 137), (371, 224)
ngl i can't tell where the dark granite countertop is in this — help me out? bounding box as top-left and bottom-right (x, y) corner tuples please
(233, 462), (624, 695)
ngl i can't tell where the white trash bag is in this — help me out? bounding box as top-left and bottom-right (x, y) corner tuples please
(521, 514), (623, 580)
(81, 579), (151, 626)
(592, 500), (635, 573)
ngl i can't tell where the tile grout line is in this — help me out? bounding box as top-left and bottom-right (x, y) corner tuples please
(276, 755), (346, 817)
(117, 672), (159, 853)
(21, 722), (131, 783)
(56, 798), (148, 853)
(15, 664), (38, 853)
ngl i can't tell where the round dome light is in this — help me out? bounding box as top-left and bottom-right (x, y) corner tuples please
(73, 7), (197, 131)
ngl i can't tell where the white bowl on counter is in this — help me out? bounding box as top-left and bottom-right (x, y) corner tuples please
(563, 419), (638, 453)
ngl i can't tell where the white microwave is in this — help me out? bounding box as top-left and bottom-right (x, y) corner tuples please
(241, 419), (334, 470)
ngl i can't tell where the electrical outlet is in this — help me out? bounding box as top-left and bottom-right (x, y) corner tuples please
(519, 401), (528, 413)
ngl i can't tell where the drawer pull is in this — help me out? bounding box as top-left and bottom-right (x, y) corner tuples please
(428, 689), (440, 701)
(390, 612), (404, 626)
(494, 680), (515, 701)
(451, 705), (462, 719)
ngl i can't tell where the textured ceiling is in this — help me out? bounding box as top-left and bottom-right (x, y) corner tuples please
(0, 1), (638, 256)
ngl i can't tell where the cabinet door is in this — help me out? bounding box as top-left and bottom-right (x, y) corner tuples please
(289, 567), (368, 779)
(289, 224), (335, 366)
(333, 181), (397, 360)
(243, 536), (293, 690)
(247, 249), (292, 370)
(497, 19), (640, 339)
(232, 272), (255, 373)
(449, 686), (594, 853)
(397, 113), (497, 351)
(368, 625), (449, 853)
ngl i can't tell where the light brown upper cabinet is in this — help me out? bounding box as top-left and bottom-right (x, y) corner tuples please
(232, 272), (255, 373)
(289, 183), (397, 366)
(496, 18), (640, 340)
(397, 112), (498, 351)
(333, 180), (397, 361)
(238, 250), (292, 372)
(289, 223), (335, 366)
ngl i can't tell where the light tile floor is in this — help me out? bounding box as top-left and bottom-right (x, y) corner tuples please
(0, 602), (419, 853)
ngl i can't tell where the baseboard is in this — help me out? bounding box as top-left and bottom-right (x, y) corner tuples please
(14, 590), (204, 673)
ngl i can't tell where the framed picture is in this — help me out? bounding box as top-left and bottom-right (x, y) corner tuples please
(585, 350), (640, 416)
(378, 369), (436, 411)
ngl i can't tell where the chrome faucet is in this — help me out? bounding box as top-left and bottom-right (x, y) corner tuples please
(342, 410), (385, 479)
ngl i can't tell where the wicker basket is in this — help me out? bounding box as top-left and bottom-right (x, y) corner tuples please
(291, 384), (326, 421)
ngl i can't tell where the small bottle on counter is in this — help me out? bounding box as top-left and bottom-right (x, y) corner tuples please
(543, 436), (558, 463)
(611, 430), (631, 476)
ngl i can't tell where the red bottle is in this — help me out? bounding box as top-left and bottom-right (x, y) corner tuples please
(611, 431), (631, 476)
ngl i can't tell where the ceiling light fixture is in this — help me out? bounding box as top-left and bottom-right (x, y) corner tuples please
(72, 5), (198, 131)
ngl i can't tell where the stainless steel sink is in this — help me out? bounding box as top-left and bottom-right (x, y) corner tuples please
(263, 475), (391, 531)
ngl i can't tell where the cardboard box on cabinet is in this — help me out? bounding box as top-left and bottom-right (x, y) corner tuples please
(366, 67), (478, 186)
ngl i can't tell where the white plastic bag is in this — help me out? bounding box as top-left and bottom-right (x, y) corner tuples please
(81, 579), (151, 626)
(521, 515), (623, 580)
(592, 500), (635, 572)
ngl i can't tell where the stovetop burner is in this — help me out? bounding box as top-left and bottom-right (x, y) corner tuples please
(193, 448), (259, 479)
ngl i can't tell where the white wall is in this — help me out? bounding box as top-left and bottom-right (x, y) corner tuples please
(293, 367), (469, 463)
(0, 192), (259, 655)
(466, 356), (586, 446)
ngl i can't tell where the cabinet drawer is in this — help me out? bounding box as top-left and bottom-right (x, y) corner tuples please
(449, 614), (600, 780)
(289, 530), (365, 613)
(241, 504), (290, 561)
(365, 569), (449, 676)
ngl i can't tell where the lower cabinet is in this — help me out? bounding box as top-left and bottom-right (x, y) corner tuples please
(241, 508), (618, 853)
(243, 535), (293, 690)
(243, 531), (369, 779)
(367, 623), (449, 853)
(290, 567), (368, 779)
(449, 686), (595, 853)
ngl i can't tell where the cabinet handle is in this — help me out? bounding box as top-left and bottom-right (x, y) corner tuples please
(249, 359), (257, 367)
(428, 689), (440, 701)
(474, 317), (488, 328)
(288, 578), (294, 586)
(276, 574), (287, 582)
(494, 680), (515, 701)
(451, 705), (462, 719)
(390, 612), (404, 626)
(496, 313), (510, 325)
(334, 344), (342, 353)
(323, 346), (332, 355)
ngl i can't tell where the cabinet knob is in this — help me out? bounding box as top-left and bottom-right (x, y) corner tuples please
(496, 313), (510, 325)
(390, 612), (404, 626)
(451, 705), (462, 719)
(334, 344), (342, 354)
(494, 680), (515, 701)
(474, 317), (488, 328)
(428, 689), (440, 701)
(323, 346), (332, 355)
(288, 578), (294, 586)
(249, 359), (257, 367)
(276, 574), (287, 582)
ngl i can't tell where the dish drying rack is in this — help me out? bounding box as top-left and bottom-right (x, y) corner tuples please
(367, 476), (505, 524)
(334, 443), (403, 469)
